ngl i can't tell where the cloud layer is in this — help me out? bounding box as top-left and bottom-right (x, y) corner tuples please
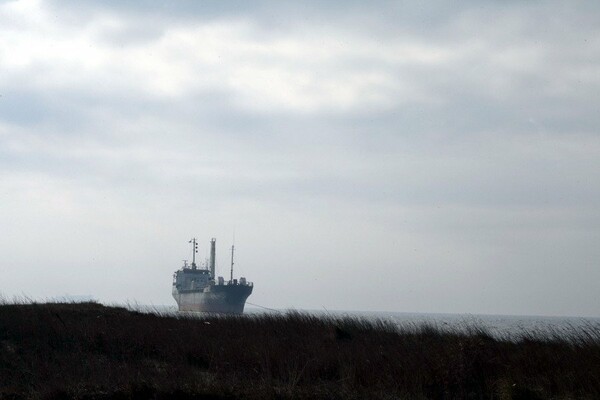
(1, 0), (599, 316)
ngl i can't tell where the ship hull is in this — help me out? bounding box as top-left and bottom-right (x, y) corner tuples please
(172, 284), (253, 314)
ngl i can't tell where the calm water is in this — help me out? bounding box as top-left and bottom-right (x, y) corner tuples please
(315, 309), (600, 340)
(128, 304), (600, 340)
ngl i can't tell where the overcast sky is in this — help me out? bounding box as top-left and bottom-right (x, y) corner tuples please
(1, 0), (599, 316)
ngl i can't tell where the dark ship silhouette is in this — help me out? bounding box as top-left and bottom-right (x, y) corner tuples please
(172, 238), (253, 313)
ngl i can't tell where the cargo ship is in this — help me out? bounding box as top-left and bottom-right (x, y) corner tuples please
(172, 238), (253, 313)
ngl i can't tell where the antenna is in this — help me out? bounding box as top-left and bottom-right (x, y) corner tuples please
(230, 244), (235, 283)
(189, 238), (198, 269)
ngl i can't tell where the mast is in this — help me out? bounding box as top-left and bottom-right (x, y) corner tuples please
(209, 238), (216, 278)
(230, 244), (234, 283)
(189, 238), (198, 269)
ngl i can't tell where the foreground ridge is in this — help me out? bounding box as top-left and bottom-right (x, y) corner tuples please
(0, 302), (599, 399)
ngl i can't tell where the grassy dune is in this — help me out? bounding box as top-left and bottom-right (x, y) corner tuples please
(0, 302), (599, 399)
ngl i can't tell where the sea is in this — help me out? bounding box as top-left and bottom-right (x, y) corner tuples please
(126, 303), (600, 341)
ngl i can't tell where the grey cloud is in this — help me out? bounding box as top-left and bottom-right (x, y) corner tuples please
(0, 91), (48, 126)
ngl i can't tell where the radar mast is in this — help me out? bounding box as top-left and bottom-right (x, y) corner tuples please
(189, 238), (198, 269)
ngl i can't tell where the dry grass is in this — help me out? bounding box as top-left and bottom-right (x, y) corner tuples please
(0, 301), (599, 399)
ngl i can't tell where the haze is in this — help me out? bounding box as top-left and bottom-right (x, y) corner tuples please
(1, 1), (599, 317)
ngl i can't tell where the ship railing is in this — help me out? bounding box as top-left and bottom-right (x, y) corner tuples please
(215, 281), (253, 287)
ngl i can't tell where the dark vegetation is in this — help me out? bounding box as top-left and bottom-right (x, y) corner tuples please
(0, 302), (599, 399)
